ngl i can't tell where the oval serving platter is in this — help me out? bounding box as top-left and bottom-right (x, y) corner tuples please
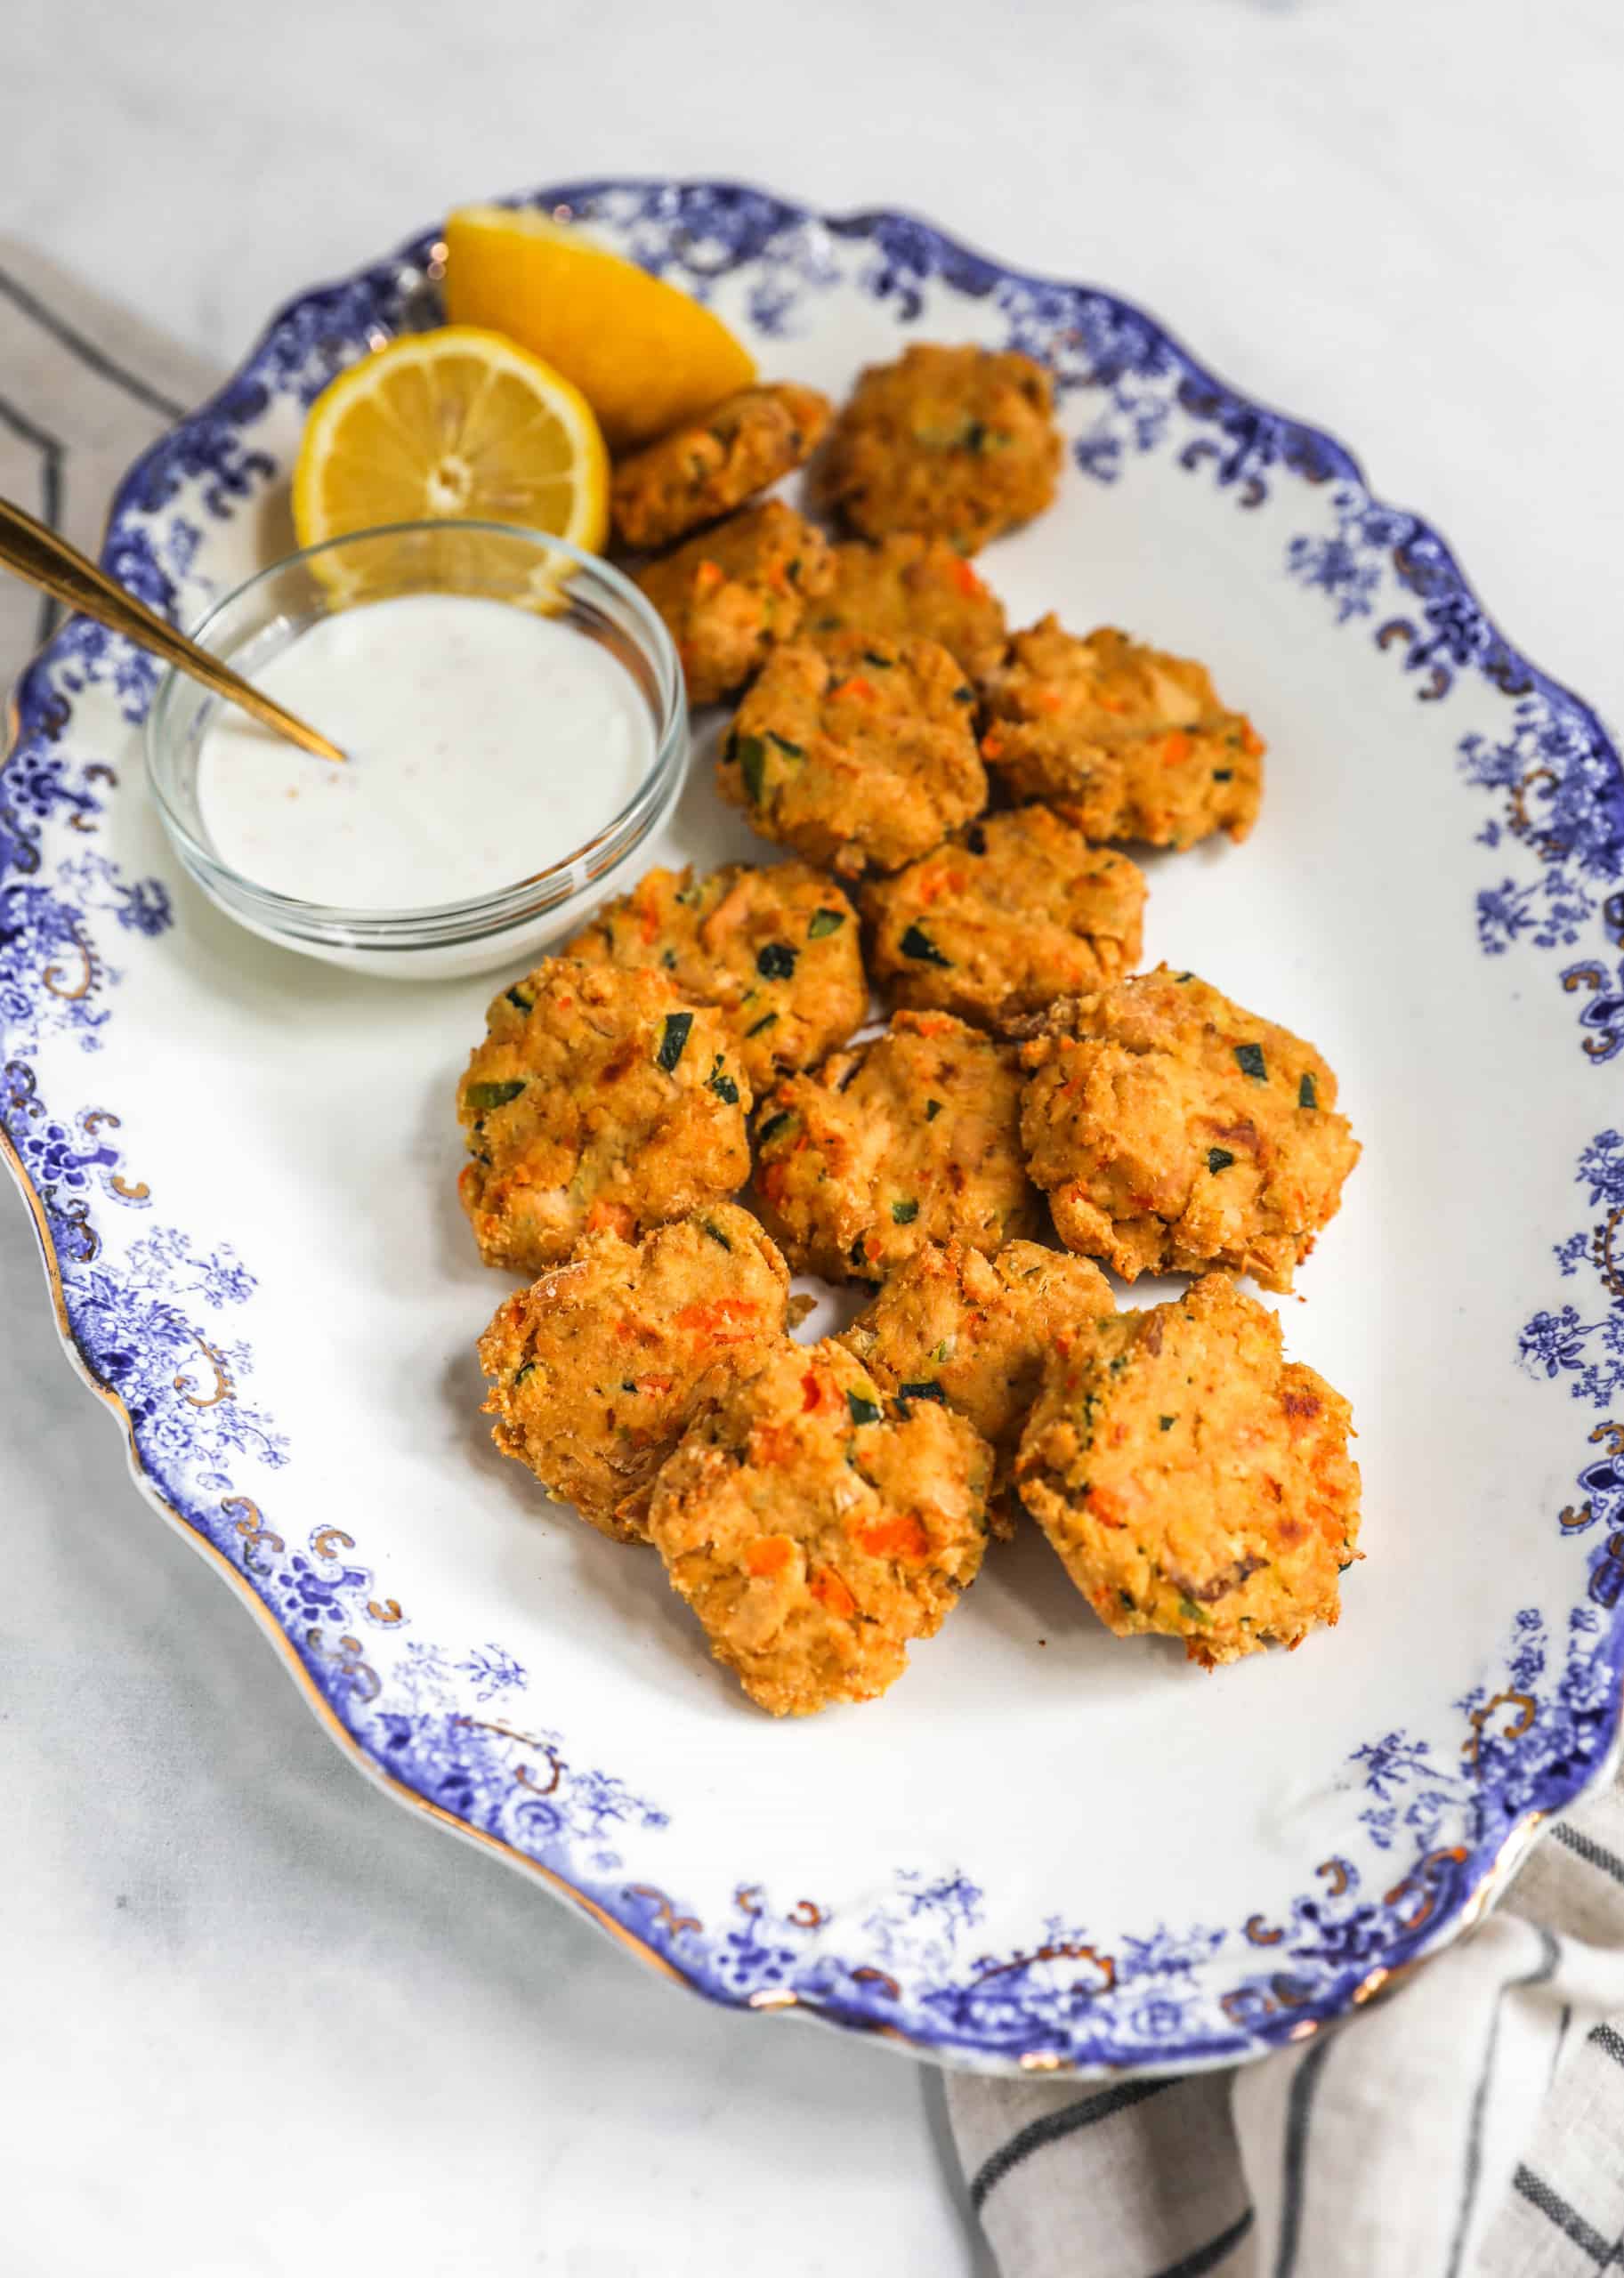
(5, 179), (1624, 2078)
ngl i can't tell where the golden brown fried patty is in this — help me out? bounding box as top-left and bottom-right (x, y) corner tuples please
(839, 1239), (1113, 1526)
(477, 1206), (789, 1542)
(611, 382), (833, 551)
(805, 535), (1008, 682)
(564, 860), (865, 1091)
(821, 343), (1062, 552)
(1016, 1274), (1361, 1667)
(754, 1010), (1040, 1283)
(634, 500), (834, 707)
(647, 1337), (992, 1715)
(1018, 965), (1360, 1293)
(863, 806), (1146, 1028)
(980, 618), (1264, 849)
(718, 632), (987, 877)
(456, 959), (752, 1275)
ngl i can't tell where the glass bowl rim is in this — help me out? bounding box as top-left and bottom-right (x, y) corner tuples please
(142, 518), (689, 949)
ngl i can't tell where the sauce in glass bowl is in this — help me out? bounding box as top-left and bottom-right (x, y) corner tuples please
(198, 594), (653, 910)
(144, 522), (688, 981)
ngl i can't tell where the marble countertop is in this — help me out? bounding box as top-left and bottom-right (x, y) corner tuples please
(4, 1), (1621, 2269)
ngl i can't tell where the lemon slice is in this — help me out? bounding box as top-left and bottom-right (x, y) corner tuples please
(292, 327), (610, 564)
(443, 205), (756, 453)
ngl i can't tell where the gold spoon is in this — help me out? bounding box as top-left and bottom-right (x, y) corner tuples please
(0, 496), (345, 763)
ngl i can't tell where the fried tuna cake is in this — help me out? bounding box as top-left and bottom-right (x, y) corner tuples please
(839, 1239), (1113, 1527)
(1018, 965), (1360, 1293)
(719, 632), (986, 877)
(864, 806), (1146, 1028)
(477, 1206), (789, 1542)
(981, 618), (1264, 848)
(564, 860), (865, 1090)
(754, 1010), (1040, 1284)
(1016, 1274), (1361, 1667)
(634, 500), (834, 706)
(457, 959), (751, 1275)
(611, 381), (833, 551)
(806, 535), (1008, 683)
(821, 343), (1062, 553)
(647, 1337), (992, 1715)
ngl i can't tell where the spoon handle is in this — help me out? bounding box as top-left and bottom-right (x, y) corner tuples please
(0, 496), (345, 764)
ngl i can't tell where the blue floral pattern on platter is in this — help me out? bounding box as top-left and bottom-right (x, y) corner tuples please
(4, 178), (1624, 2074)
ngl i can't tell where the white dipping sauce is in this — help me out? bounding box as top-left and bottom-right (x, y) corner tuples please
(197, 594), (655, 909)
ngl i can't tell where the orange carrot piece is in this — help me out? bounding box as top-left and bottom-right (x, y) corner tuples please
(744, 1535), (796, 1578)
(855, 1512), (931, 1561)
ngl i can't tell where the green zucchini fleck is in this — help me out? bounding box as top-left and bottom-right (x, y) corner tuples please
(656, 1012), (693, 1072)
(756, 941), (797, 981)
(925, 1098), (943, 1121)
(861, 649), (893, 669)
(757, 1109), (794, 1146)
(1208, 1146), (1236, 1174)
(736, 734), (768, 804)
(806, 907), (847, 939)
(1212, 768), (1233, 782)
(766, 730), (804, 759)
(1159, 1415), (1176, 1432)
(707, 1056), (740, 1105)
(929, 1337), (956, 1364)
(898, 1379), (946, 1404)
(1299, 1073), (1319, 1110)
(847, 1391), (883, 1426)
(891, 1198), (919, 1224)
(1234, 1043), (1266, 1081)
(465, 1078), (525, 1113)
(952, 685), (974, 705)
(900, 923), (952, 968)
(700, 1217), (733, 1251)
(505, 985), (534, 1013)
(745, 1011), (780, 1038)
(512, 1361), (537, 1388)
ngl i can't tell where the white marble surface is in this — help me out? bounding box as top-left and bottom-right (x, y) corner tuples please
(4, 2), (1623, 2270)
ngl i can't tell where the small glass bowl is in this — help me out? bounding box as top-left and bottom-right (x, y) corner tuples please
(144, 521), (689, 981)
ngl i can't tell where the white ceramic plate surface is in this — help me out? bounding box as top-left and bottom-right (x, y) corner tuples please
(5, 179), (1623, 2075)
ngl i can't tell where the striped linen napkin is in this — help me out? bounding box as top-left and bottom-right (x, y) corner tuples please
(5, 239), (1624, 2278)
(947, 1717), (1624, 2267)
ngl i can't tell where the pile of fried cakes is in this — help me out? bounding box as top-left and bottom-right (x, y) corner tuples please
(456, 342), (1364, 1717)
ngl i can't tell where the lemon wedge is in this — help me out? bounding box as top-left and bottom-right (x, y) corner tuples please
(442, 205), (756, 453)
(292, 326), (609, 560)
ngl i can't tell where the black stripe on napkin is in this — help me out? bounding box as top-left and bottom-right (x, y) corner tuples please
(0, 387), (66, 645)
(0, 261), (189, 422)
(1444, 1926), (1561, 2277)
(1273, 2031), (1336, 2278)
(1551, 1822), (1624, 1886)
(969, 2075), (1176, 2209)
(1149, 2205), (1255, 2278)
(1512, 2164), (1621, 2266)
(1592, 2021), (1624, 2069)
